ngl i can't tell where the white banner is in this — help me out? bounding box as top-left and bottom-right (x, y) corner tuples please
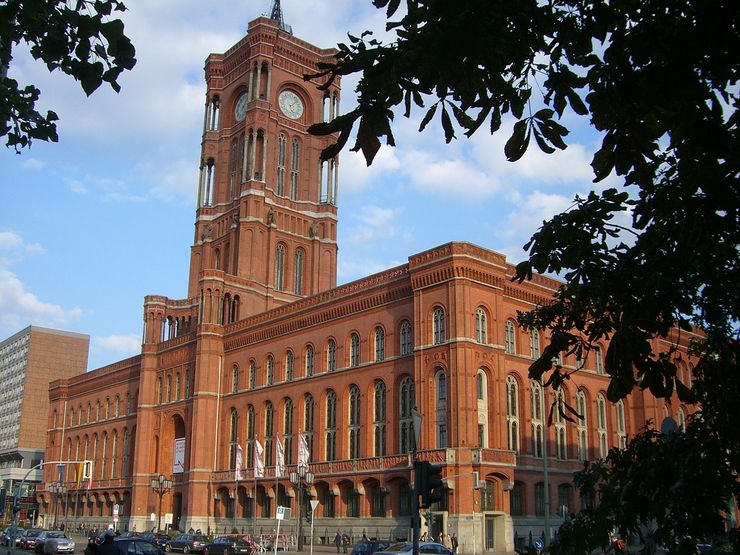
(275, 437), (285, 478)
(298, 434), (309, 470)
(173, 437), (186, 474)
(235, 443), (243, 482)
(254, 439), (264, 478)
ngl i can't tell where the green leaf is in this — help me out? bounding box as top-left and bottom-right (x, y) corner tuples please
(504, 119), (530, 162)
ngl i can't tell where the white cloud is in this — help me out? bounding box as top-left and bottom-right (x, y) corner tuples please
(340, 145), (401, 193)
(94, 334), (140, 355)
(401, 149), (499, 200)
(20, 158), (44, 170)
(497, 190), (574, 244)
(0, 230), (45, 255)
(0, 267), (82, 332)
(345, 205), (403, 244)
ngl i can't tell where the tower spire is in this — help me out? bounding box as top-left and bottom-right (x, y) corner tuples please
(269, 0), (292, 34)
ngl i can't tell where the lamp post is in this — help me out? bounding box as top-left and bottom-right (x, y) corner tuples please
(48, 482), (67, 530)
(289, 466), (314, 552)
(150, 474), (172, 533)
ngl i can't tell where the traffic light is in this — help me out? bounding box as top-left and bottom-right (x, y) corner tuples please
(0, 488), (5, 516)
(414, 460), (445, 509)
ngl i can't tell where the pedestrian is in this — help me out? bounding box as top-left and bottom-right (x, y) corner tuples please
(443, 534), (452, 549)
(450, 534), (458, 554)
(342, 533), (350, 553)
(334, 532), (342, 553)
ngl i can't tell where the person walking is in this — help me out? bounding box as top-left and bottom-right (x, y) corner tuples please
(334, 532), (342, 553)
(451, 534), (458, 555)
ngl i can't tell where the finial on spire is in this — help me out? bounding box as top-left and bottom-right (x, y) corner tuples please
(269, 0), (292, 34)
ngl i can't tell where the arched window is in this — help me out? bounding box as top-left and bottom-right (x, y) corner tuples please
(348, 385), (361, 459)
(349, 333), (360, 367)
(597, 393), (609, 458)
(576, 390), (588, 461)
(374, 327), (385, 361)
(274, 244), (285, 291)
(293, 248), (304, 295)
(327, 339), (336, 372)
(399, 320), (413, 356)
(435, 368), (448, 448)
(326, 390), (337, 461)
(264, 402), (274, 466)
(374, 380), (387, 456)
(248, 361), (256, 389)
(595, 346), (604, 374)
(284, 398), (294, 464)
(530, 331), (540, 359)
(616, 399), (626, 448)
(276, 133), (286, 196)
(433, 307), (446, 345)
(305, 344), (314, 377)
(229, 408), (239, 468)
(175, 373), (181, 400)
(304, 394), (314, 461)
(184, 369), (191, 399)
(232, 365), (239, 393)
(399, 376), (415, 453)
(558, 484), (573, 517)
(110, 430), (118, 479)
(505, 320), (516, 354)
(481, 480), (496, 511)
(229, 137), (239, 198)
(285, 351), (294, 382)
(290, 137), (300, 200)
(506, 376), (520, 452)
(475, 308), (487, 343)
(555, 389), (568, 460)
(532, 381), (545, 457)
(476, 370), (489, 448)
(100, 433), (108, 479)
(677, 407), (686, 431)
(266, 355), (274, 386)
(246, 406), (255, 467)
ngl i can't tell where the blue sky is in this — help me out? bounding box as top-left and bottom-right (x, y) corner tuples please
(0, 0), (613, 371)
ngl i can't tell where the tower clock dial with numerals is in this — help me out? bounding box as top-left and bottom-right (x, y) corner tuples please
(278, 90), (304, 119)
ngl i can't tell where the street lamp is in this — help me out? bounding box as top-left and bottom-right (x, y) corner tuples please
(289, 466), (315, 552)
(150, 474), (172, 533)
(47, 482), (67, 529)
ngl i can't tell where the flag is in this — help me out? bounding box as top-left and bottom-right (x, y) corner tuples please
(298, 433), (309, 471)
(254, 439), (264, 478)
(76, 463), (83, 489)
(275, 437), (285, 478)
(235, 443), (243, 482)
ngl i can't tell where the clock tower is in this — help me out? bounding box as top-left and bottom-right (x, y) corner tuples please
(187, 6), (341, 322)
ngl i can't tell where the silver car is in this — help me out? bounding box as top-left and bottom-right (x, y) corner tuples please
(38, 532), (75, 555)
(379, 542), (452, 555)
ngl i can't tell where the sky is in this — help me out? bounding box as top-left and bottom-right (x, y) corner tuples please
(0, 0), (614, 371)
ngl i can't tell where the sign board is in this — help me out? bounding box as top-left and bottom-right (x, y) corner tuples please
(173, 438), (186, 474)
(165, 513), (173, 525)
(309, 500), (319, 513)
(113, 504), (120, 516)
(534, 538), (544, 551)
(150, 512), (156, 522)
(276, 506), (286, 520)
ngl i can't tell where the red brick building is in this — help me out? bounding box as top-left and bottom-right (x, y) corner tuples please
(41, 11), (697, 554)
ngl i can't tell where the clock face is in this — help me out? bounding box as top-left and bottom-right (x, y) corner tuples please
(234, 93), (248, 121)
(278, 90), (304, 119)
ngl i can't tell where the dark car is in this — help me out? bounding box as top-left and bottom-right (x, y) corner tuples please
(20, 530), (44, 550)
(142, 533), (171, 549)
(379, 542), (452, 555)
(351, 540), (393, 555)
(165, 535), (209, 554)
(34, 531), (70, 554)
(114, 537), (165, 555)
(2, 527), (24, 547)
(203, 536), (253, 555)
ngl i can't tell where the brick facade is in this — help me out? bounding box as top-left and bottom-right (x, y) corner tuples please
(41, 14), (697, 555)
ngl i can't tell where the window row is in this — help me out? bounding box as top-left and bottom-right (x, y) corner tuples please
(227, 322), (413, 392)
(60, 393), (137, 429)
(225, 376), (416, 469)
(156, 370), (193, 405)
(62, 427), (134, 483)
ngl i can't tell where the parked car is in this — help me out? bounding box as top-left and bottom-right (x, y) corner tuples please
(114, 537), (165, 555)
(203, 536), (253, 555)
(2, 527), (25, 547)
(351, 540), (393, 555)
(20, 530), (44, 550)
(142, 533), (172, 549)
(378, 542), (452, 555)
(165, 534), (209, 554)
(43, 534), (75, 555)
(34, 532), (72, 554)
